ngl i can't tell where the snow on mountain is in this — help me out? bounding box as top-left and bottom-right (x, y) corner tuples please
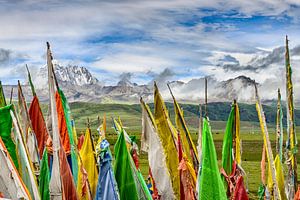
(55, 65), (99, 86)
(2, 64), (280, 104)
(32, 64), (100, 89)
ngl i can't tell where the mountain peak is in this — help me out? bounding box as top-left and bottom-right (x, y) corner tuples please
(54, 64), (99, 86)
(225, 75), (256, 85)
(32, 64), (100, 89)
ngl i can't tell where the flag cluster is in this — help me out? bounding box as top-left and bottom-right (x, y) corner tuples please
(0, 37), (299, 200)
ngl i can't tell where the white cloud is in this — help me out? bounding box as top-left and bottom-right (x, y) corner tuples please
(0, 0), (299, 86)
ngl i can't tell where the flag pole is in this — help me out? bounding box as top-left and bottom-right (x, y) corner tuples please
(9, 87), (13, 104)
(205, 77), (208, 118)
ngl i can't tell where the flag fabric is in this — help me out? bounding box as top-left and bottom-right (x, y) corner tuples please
(232, 176), (248, 200)
(26, 64), (36, 96)
(95, 139), (119, 200)
(178, 155), (197, 200)
(276, 89), (284, 162)
(17, 82), (40, 174)
(0, 104), (19, 169)
(57, 88), (78, 185)
(0, 81), (6, 107)
(77, 128), (98, 199)
(177, 132), (185, 200)
(197, 104), (202, 165)
(78, 134), (84, 151)
(170, 88), (199, 170)
(47, 42), (63, 200)
(141, 99), (175, 199)
(78, 161), (92, 200)
(114, 129), (139, 200)
(113, 117), (152, 200)
(55, 91), (71, 155)
(221, 101), (242, 186)
(178, 141), (196, 200)
(154, 83), (180, 199)
(222, 104), (235, 178)
(147, 169), (159, 199)
(235, 103), (242, 165)
(220, 162), (248, 200)
(39, 149), (50, 200)
(198, 118), (227, 200)
(29, 95), (50, 158)
(255, 85), (281, 199)
(59, 148), (79, 200)
(0, 137), (31, 199)
(71, 120), (78, 149)
(285, 36), (298, 198)
(274, 154), (286, 199)
(10, 108), (41, 200)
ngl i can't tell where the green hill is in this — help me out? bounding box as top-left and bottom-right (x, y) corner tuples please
(69, 101), (300, 134)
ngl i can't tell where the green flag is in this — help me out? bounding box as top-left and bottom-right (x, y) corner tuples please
(39, 149), (50, 200)
(114, 129), (139, 200)
(0, 81), (6, 107)
(221, 105), (235, 178)
(198, 118), (227, 200)
(58, 88), (78, 185)
(0, 104), (19, 169)
(26, 65), (36, 96)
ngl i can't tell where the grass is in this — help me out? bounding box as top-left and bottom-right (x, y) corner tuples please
(66, 102), (300, 198)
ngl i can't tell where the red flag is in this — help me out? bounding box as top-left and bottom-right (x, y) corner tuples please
(59, 148), (78, 200)
(29, 95), (50, 158)
(177, 132), (185, 200)
(78, 135), (84, 151)
(55, 91), (71, 154)
(233, 176), (248, 200)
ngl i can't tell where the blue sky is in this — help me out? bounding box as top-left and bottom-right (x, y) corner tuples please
(0, 0), (300, 85)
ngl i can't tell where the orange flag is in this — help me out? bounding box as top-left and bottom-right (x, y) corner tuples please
(55, 91), (71, 154)
(29, 95), (50, 158)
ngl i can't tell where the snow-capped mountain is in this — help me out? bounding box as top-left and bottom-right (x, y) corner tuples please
(2, 64), (275, 104)
(32, 64), (100, 90)
(55, 65), (99, 86)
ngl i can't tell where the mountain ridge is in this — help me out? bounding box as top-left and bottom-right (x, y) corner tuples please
(1, 64), (286, 104)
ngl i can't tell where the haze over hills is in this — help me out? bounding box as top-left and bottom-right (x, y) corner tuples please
(0, 63), (291, 105)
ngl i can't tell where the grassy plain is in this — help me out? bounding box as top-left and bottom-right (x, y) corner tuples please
(68, 102), (300, 199)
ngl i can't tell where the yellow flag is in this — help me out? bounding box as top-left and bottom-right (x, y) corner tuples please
(77, 128), (99, 199)
(154, 83), (180, 199)
(235, 103), (241, 165)
(174, 99), (198, 168)
(274, 155), (286, 200)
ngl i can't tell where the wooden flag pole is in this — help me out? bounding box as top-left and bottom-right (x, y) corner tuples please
(205, 77), (208, 117)
(9, 87), (13, 104)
